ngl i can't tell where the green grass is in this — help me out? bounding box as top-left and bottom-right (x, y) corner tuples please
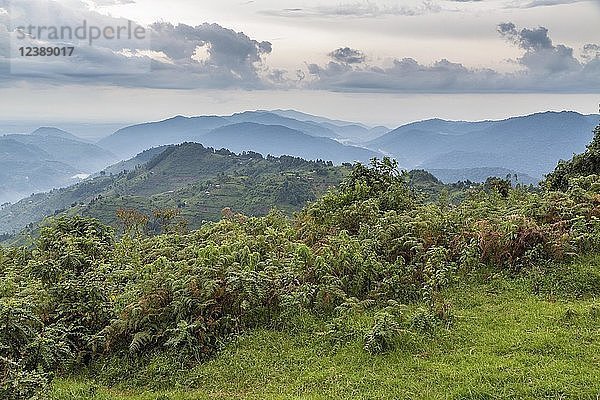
(51, 258), (600, 400)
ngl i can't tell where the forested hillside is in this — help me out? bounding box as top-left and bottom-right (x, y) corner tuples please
(0, 143), (349, 236)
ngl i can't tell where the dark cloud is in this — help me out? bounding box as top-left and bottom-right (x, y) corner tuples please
(498, 23), (553, 50)
(0, 0), (274, 89)
(329, 47), (366, 64)
(149, 22), (272, 87)
(305, 23), (600, 93)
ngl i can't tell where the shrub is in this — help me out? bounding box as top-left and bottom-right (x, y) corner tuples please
(4, 155), (600, 395)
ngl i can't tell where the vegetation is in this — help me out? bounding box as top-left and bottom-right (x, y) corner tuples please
(0, 144), (460, 244)
(546, 123), (600, 191)
(0, 144), (349, 238)
(50, 270), (600, 399)
(2, 121), (600, 399)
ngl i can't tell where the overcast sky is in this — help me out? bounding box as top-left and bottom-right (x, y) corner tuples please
(0, 0), (598, 127)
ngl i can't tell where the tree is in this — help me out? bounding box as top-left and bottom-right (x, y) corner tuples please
(116, 208), (149, 237)
(484, 177), (511, 198)
(545, 114), (600, 191)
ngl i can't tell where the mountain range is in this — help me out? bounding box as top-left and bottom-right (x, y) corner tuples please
(1, 109), (598, 209)
(97, 110), (381, 160)
(98, 110), (599, 182)
(0, 128), (117, 204)
(369, 111), (599, 178)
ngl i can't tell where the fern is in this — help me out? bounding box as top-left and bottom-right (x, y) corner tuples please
(129, 331), (152, 354)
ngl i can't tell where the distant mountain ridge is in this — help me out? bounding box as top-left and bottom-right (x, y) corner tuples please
(368, 111), (600, 179)
(97, 110), (387, 160)
(3, 109), (597, 206)
(97, 110), (598, 181)
(31, 127), (82, 141)
(0, 130), (118, 204)
(268, 109), (390, 142)
(6, 134), (116, 172)
(201, 122), (378, 164)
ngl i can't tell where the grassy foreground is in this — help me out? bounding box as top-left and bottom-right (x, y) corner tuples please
(52, 257), (600, 400)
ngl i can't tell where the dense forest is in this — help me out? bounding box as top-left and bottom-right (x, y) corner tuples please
(2, 122), (600, 399)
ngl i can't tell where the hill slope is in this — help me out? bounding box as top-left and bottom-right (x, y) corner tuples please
(52, 263), (600, 399)
(0, 133), (117, 203)
(202, 123), (378, 164)
(7, 134), (117, 172)
(31, 127), (82, 141)
(0, 143), (350, 234)
(0, 132), (118, 203)
(5, 153), (600, 400)
(97, 115), (228, 159)
(269, 109), (390, 142)
(0, 138), (81, 204)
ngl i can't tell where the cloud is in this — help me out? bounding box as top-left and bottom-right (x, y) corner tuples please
(304, 23), (600, 93)
(262, 1), (442, 18)
(305, 57), (503, 93)
(148, 22), (272, 87)
(329, 47), (366, 64)
(88, 0), (136, 5)
(517, 0), (590, 8)
(497, 22), (581, 74)
(582, 44), (600, 61)
(497, 22), (552, 50)
(0, 1), (598, 95)
(0, 0), (274, 89)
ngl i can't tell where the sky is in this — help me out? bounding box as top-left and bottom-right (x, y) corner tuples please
(0, 0), (598, 127)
